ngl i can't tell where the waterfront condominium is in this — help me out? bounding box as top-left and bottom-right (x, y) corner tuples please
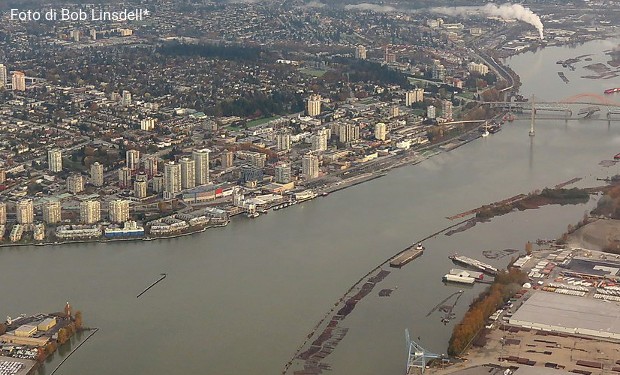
(275, 162), (292, 184)
(193, 148), (210, 186)
(180, 157), (196, 189)
(163, 161), (181, 199)
(42, 201), (62, 224)
(108, 200), (130, 223)
(0, 201), (6, 225)
(301, 153), (319, 180)
(48, 149), (63, 173)
(79, 200), (100, 224)
(16, 199), (34, 225)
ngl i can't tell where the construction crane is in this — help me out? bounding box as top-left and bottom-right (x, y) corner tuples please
(405, 329), (443, 374)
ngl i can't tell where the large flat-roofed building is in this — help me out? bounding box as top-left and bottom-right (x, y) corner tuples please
(509, 291), (620, 340)
(15, 325), (37, 337)
(37, 317), (56, 331)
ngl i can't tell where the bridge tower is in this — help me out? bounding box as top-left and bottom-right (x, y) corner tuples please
(529, 95), (535, 137)
(405, 329), (443, 374)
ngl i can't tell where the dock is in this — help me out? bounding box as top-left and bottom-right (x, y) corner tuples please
(390, 245), (424, 268)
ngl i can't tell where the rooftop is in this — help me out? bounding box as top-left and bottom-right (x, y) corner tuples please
(509, 292), (620, 340)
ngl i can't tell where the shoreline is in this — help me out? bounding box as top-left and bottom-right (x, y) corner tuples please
(0, 122), (487, 250)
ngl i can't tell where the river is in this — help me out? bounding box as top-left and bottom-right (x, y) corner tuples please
(2, 38), (619, 375)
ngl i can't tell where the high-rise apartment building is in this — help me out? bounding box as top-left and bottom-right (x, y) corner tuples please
(276, 131), (291, 152)
(109, 200), (130, 223)
(192, 149), (210, 185)
(221, 151), (234, 169)
(164, 162), (181, 198)
(442, 100), (453, 120)
(152, 173), (164, 193)
(79, 200), (100, 224)
(66, 174), (84, 194)
(0, 64), (7, 88)
(375, 122), (387, 141)
(90, 162), (104, 187)
(144, 157), (158, 178)
(16, 199), (34, 225)
(11, 71), (26, 91)
(0, 202), (6, 225)
(42, 201), (62, 224)
(405, 89), (424, 106)
(302, 153), (319, 179)
(126, 149), (140, 171)
(180, 157), (196, 189)
(121, 90), (132, 106)
(311, 128), (329, 152)
(134, 180), (147, 198)
(48, 149), (63, 173)
(275, 163), (292, 184)
(355, 45), (367, 59)
(118, 167), (132, 188)
(307, 94), (322, 117)
(427, 105), (436, 119)
(338, 124), (360, 143)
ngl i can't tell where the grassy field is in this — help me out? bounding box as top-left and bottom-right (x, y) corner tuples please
(246, 116), (280, 127)
(298, 68), (327, 77)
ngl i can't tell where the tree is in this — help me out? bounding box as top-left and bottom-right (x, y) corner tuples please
(57, 328), (69, 344)
(74, 311), (83, 329)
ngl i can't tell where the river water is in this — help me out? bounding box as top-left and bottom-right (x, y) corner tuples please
(2, 39), (619, 375)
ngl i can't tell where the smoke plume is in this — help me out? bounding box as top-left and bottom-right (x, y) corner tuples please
(431, 3), (544, 39)
(344, 3), (396, 12)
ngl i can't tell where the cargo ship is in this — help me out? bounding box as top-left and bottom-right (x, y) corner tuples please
(605, 88), (620, 94)
(448, 254), (498, 275)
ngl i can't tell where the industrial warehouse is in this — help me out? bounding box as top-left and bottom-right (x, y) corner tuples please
(431, 247), (620, 375)
(508, 292), (620, 340)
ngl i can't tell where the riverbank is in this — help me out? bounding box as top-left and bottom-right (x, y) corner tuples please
(0, 119), (490, 251)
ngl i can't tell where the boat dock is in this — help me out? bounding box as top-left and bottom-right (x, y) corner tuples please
(389, 245), (424, 268)
(449, 254), (498, 275)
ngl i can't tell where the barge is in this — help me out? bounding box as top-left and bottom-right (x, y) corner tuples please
(448, 254), (498, 275)
(389, 243), (424, 268)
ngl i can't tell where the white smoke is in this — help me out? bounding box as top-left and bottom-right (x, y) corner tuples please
(344, 3), (396, 12)
(431, 3), (544, 39)
(302, 0), (326, 7)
